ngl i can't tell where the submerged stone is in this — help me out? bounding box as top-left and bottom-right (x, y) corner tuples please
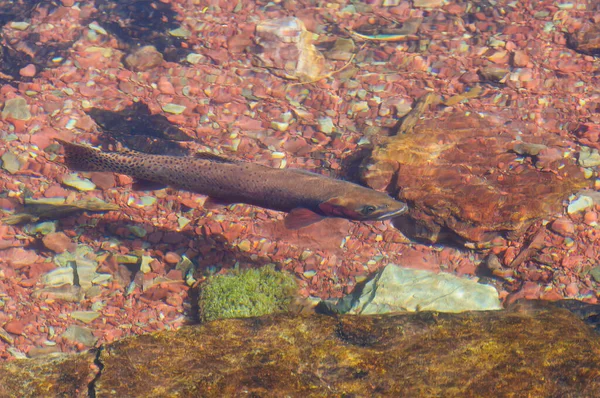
(362, 112), (590, 245)
(1, 302), (600, 396)
(329, 264), (502, 315)
(1, 97), (31, 120)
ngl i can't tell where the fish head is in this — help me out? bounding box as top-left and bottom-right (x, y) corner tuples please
(318, 190), (408, 221)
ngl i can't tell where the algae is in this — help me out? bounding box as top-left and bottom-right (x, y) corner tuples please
(198, 265), (298, 322)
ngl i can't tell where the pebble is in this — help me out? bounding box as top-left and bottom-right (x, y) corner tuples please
(19, 64), (36, 77)
(90, 172), (116, 190)
(70, 311), (101, 324)
(317, 117), (334, 134)
(578, 147), (600, 167)
(567, 195), (594, 214)
(238, 240), (252, 252)
(1, 97), (31, 120)
(62, 173), (96, 191)
(3, 319), (25, 335)
(164, 252), (181, 264)
(124, 45), (163, 71)
(162, 103), (187, 115)
(550, 217), (575, 236)
(1, 151), (23, 174)
(42, 232), (75, 253)
(25, 221), (57, 236)
(61, 325), (97, 347)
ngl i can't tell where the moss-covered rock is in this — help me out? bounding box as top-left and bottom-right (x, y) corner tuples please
(198, 265), (298, 322)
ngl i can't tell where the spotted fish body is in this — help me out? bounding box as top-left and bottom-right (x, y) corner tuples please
(57, 140), (408, 229)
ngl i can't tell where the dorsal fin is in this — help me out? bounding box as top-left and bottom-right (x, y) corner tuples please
(193, 151), (236, 163)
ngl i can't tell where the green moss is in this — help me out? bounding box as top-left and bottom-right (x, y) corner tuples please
(199, 265), (298, 322)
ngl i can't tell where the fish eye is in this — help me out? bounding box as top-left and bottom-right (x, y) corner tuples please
(361, 205), (377, 215)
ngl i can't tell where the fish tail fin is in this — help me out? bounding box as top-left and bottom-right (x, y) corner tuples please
(56, 139), (110, 172)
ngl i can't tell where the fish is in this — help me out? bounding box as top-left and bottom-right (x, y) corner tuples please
(56, 140), (408, 229)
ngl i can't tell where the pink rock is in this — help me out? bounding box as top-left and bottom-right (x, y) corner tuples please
(30, 127), (60, 149)
(44, 184), (69, 198)
(157, 78), (175, 95)
(3, 319), (25, 335)
(513, 50), (530, 67)
(42, 232), (76, 253)
(19, 64), (36, 77)
(2, 248), (40, 268)
(90, 172), (116, 190)
(550, 217), (575, 236)
(164, 252), (181, 264)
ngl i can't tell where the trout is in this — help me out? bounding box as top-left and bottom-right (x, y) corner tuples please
(57, 140), (408, 229)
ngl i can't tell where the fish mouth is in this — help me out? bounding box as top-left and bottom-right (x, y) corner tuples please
(374, 203), (409, 220)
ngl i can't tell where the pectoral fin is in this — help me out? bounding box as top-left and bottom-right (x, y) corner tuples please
(284, 208), (325, 229)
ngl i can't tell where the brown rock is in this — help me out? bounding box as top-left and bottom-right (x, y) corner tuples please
(90, 172), (116, 190)
(42, 232), (75, 253)
(19, 64), (36, 77)
(124, 45), (163, 71)
(3, 319), (25, 335)
(567, 21), (600, 55)
(362, 112), (589, 244)
(512, 50), (530, 67)
(1, 247), (40, 268)
(164, 252), (181, 264)
(550, 217), (575, 236)
(0, 352), (96, 397)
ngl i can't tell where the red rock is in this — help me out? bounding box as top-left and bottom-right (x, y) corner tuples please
(584, 211), (597, 225)
(550, 217), (575, 237)
(42, 232), (76, 253)
(61, 0), (75, 5)
(124, 45), (163, 71)
(157, 78), (175, 95)
(19, 64), (36, 77)
(3, 319), (25, 335)
(44, 184), (69, 198)
(90, 172), (116, 190)
(1, 248), (40, 268)
(164, 252), (181, 264)
(512, 50), (530, 67)
(30, 128), (61, 150)
(565, 283), (579, 297)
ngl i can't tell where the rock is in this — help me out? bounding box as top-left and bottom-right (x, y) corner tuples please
(3, 320), (25, 335)
(1, 247), (40, 267)
(3, 302), (599, 396)
(1, 97), (31, 121)
(61, 325), (97, 347)
(254, 17), (326, 82)
(578, 146), (600, 167)
(362, 112), (589, 244)
(19, 64), (36, 77)
(550, 217), (575, 236)
(124, 45), (163, 71)
(0, 351), (96, 397)
(70, 311), (101, 324)
(567, 20), (600, 55)
(590, 266), (600, 283)
(62, 174), (96, 191)
(1, 151), (23, 174)
(568, 195), (594, 215)
(90, 172), (116, 190)
(42, 232), (76, 253)
(329, 264), (502, 314)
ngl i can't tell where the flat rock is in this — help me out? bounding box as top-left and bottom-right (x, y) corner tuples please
(0, 352), (96, 398)
(362, 112), (589, 245)
(329, 264), (502, 314)
(1, 302), (600, 396)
